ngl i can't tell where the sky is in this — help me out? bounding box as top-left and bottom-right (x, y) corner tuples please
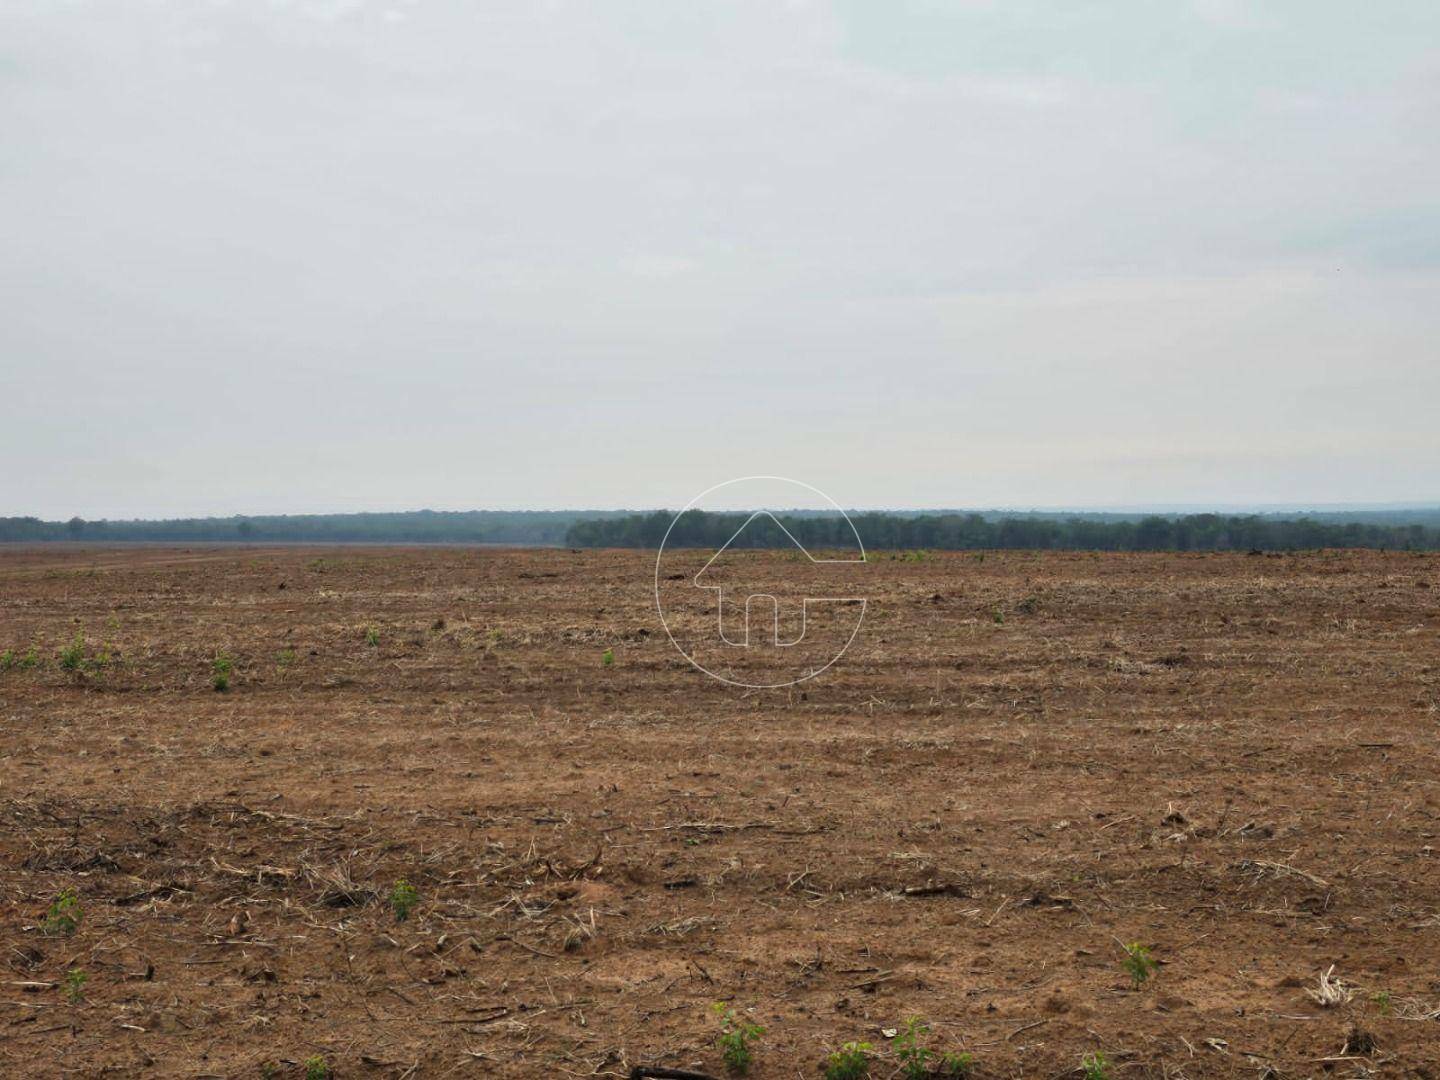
(2, 0), (1438, 519)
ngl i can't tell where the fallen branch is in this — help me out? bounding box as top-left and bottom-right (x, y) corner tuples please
(1007, 1018), (1049, 1041)
(1237, 859), (1329, 887)
(845, 970), (894, 990)
(495, 934), (561, 960)
(897, 882), (968, 898)
(113, 883), (193, 906)
(640, 822), (775, 833)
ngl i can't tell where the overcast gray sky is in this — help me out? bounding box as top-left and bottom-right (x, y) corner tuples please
(2, 0), (1438, 518)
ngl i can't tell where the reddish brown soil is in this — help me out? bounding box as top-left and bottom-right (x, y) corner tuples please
(2, 545), (1439, 1078)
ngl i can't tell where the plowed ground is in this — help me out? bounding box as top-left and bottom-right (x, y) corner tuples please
(2, 545), (1438, 1078)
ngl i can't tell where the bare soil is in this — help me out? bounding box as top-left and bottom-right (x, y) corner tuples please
(2, 545), (1439, 1078)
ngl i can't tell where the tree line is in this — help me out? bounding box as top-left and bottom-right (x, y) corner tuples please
(0, 510), (624, 545)
(4, 508), (1438, 551)
(565, 511), (1440, 552)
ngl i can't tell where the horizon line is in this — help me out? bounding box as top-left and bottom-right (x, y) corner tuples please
(8, 501), (1440, 522)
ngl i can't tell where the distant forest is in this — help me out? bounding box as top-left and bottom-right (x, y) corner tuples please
(0, 510), (624, 545)
(566, 511), (1440, 552)
(3, 508), (1439, 551)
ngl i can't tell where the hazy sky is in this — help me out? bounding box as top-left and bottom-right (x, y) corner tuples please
(3, 0), (1438, 518)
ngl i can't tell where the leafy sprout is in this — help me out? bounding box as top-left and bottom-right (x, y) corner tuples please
(43, 888), (82, 936)
(823, 1041), (872, 1080)
(63, 968), (87, 1003)
(389, 879), (419, 922)
(211, 652), (233, 692)
(712, 1003), (764, 1074)
(1121, 941), (1157, 989)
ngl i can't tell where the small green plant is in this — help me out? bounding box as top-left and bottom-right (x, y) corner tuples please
(891, 1017), (974, 1078)
(1081, 1051), (1112, 1080)
(939, 1052), (974, 1077)
(992, 607), (1004, 625)
(19, 645), (39, 670)
(304, 1056), (330, 1080)
(63, 968), (87, 1003)
(823, 1041), (872, 1080)
(895, 1016), (933, 1078)
(601, 647), (615, 667)
(212, 653), (233, 692)
(58, 631), (86, 671)
(1373, 990), (1393, 1016)
(1121, 941), (1156, 989)
(389, 878), (419, 921)
(713, 1003), (763, 1074)
(365, 625), (380, 647)
(0, 649), (13, 670)
(276, 647), (297, 672)
(43, 887), (82, 935)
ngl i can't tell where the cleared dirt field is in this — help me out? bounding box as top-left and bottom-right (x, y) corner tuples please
(2, 545), (1439, 1078)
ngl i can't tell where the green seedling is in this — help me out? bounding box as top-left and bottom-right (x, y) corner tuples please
(894, 1017), (972, 1078)
(1082, 1051), (1112, 1080)
(365, 625), (380, 646)
(59, 631), (86, 671)
(276, 647), (297, 671)
(895, 1016), (933, 1078)
(20, 645), (39, 670)
(823, 1041), (872, 1080)
(0, 649), (13, 670)
(304, 1056), (330, 1080)
(212, 653), (233, 692)
(43, 887), (82, 936)
(711, 1005), (759, 1072)
(64, 968), (87, 1003)
(712, 1003), (763, 1074)
(1121, 941), (1156, 989)
(390, 878), (419, 921)
(939, 1052), (974, 1077)
(601, 648), (615, 667)
(992, 607), (1004, 625)
(1373, 990), (1393, 1016)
